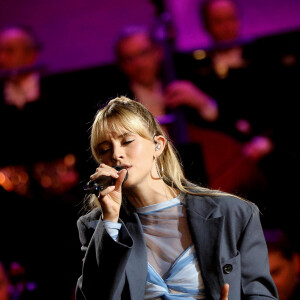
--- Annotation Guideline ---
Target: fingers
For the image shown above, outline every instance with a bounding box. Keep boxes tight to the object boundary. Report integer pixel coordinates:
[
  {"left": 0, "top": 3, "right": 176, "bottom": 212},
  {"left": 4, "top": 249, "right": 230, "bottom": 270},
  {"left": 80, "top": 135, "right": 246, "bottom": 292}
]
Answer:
[
  {"left": 94, "top": 164, "right": 125, "bottom": 222},
  {"left": 98, "top": 185, "right": 116, "bottom": 197},
  {"left": 91, "top": 164, "right": 127, "bottom": 197},
  {"left": 220, "top": 283, "right": 230, "bottom": 300},
  {"left": 114, "top": 169, "right": 128, "bottom": 191},
  {"left": 90, "top": 163, "right": 119, "bottom": 182},
  {"left": 165, "top": 80, "right": 187, "bottom": 98},
  {"left": 242, "top": 135, "right": 274, "bottom": 161},
  {"left": 165, "top": 80, "right": 203, "bottom": 109}
]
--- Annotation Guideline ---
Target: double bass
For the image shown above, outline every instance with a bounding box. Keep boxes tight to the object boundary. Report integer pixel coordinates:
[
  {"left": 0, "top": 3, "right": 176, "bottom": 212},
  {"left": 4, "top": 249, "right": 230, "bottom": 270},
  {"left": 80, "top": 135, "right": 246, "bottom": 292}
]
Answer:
[{"left": 150, "top": 0, "right": 266, "bottom": 196}]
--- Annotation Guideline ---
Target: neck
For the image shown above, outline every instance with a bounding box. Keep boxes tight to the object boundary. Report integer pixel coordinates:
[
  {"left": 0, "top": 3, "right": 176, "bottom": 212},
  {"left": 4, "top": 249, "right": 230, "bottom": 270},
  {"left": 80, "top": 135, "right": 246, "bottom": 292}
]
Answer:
[
  {"left": 132, "top": 78, "right": 160, "bottom": 91},
  {"left": 124, "top": 179, "right": 178, "bottom": 208}
]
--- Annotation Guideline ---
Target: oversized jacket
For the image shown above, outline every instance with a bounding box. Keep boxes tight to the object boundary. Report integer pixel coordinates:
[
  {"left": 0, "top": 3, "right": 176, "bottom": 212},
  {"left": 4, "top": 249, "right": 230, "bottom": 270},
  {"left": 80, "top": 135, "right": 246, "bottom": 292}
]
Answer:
[{"left": 75, "top": 193, "right": 278, "bottom": 300}]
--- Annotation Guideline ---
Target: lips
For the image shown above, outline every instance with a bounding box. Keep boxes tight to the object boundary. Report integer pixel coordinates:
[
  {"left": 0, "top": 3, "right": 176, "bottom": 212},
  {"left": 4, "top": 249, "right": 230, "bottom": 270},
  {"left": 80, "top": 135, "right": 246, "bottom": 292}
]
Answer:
[{"left": 119, "top": 164, "right": 132, "bottom": 169}]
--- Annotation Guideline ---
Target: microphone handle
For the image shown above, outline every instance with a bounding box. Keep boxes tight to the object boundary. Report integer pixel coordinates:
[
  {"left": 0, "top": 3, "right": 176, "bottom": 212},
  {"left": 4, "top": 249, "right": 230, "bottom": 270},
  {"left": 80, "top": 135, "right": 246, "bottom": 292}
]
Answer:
[{"left": 84, "top": 166, "right": 127, "bottom": 195}]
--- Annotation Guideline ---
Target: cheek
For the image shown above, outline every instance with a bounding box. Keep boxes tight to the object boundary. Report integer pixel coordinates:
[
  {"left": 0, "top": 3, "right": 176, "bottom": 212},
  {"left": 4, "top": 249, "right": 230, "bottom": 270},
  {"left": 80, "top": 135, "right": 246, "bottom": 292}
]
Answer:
[
  {"left": 129, "top": 143, "right": 155, "bottom": 175},
  {"left": 131, "top": 142, "right": 152, "bottom": 161}
]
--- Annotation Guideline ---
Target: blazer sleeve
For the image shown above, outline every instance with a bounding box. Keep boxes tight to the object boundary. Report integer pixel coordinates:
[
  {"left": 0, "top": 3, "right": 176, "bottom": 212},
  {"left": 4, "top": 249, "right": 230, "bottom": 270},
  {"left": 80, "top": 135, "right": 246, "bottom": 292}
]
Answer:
[
  {"left": 239, "top": 203, "right": 278, "bottom": 299},
  {"left": 75, "top": 214, "right": 133, "bottom": 300}
]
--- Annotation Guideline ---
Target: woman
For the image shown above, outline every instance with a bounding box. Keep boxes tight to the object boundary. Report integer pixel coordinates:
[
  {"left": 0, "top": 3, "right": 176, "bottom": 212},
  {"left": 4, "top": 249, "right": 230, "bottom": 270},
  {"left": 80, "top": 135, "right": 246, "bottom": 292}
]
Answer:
[{"left": 75, "top": 96, "right": 278, "bottom": 300}]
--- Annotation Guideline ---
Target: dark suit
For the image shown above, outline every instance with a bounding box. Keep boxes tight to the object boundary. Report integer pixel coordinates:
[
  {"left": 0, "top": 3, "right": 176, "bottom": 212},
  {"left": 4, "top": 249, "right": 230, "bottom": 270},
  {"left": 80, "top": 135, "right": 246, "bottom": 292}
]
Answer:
[
  {"left": 75, "top": 193, "right": 278, "bottom": 300},
  {"left": 0, "top": 72, "right": 88, "bottom": 299}
]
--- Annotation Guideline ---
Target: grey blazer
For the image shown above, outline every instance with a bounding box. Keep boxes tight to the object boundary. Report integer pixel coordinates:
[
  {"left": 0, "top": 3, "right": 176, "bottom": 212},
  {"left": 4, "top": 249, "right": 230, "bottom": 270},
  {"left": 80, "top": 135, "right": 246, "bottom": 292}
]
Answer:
[{"left": 75, "top": 193, "right": 278, "bottom": 300}]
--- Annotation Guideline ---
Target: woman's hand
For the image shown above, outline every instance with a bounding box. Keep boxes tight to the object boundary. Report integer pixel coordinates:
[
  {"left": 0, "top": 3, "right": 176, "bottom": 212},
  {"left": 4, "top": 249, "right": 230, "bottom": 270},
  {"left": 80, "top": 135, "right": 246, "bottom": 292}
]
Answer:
[
  {"left": 219, "top": 283, "right": 229, "bottom": 300},
  {"left": 90, "top": 164, "right": 128, "bottom": 222}
]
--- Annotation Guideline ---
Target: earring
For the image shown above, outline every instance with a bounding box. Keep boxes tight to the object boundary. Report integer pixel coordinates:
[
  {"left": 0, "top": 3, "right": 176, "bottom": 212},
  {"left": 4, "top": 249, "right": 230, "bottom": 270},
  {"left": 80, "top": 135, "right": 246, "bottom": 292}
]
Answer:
[
  {"left": 155, "top": 144, "right": 161, "bottom": 151},
  {"left": 154, "top": 155, "right": 164, "bottom": 179}
]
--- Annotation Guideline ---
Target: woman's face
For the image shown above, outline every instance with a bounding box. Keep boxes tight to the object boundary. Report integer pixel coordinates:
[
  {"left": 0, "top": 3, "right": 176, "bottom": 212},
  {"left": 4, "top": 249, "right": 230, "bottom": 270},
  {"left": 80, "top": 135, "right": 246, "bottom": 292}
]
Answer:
[{"left": 96, "top": 128, "right": 156, "bottom": 189}]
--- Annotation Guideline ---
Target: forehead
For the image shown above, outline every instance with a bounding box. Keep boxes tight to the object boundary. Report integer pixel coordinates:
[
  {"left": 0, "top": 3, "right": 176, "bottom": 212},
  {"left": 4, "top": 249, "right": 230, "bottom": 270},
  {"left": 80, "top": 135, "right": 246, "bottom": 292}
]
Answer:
[
  {"left": 0, "top": 29, "right": 29, "bottom": 47},
  {"left": 208, "top": 0, "right": 237, "bottom": 16},
  {"left": 118, "top": 33, "right": 153, "bottom": 54}
]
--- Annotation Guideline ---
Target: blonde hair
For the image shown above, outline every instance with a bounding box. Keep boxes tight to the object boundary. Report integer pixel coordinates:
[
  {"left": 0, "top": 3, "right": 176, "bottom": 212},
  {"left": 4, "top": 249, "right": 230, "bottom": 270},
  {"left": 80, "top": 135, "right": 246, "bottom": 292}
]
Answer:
[{"left": 86, "top": 96, "right": 233, "bottom": 210}]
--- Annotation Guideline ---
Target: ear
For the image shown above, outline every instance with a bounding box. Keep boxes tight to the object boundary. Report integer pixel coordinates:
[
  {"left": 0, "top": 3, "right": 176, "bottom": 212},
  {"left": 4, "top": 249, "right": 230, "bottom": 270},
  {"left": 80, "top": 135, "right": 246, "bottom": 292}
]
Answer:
[{"left": 154, "top": 135, "right": 167, "bottom": 157}]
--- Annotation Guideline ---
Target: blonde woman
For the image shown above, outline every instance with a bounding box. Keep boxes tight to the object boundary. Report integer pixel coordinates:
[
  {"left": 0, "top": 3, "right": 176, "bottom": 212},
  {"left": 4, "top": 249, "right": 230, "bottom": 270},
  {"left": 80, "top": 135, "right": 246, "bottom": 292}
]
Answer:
[{"left": 75, "top": 96, "right": 278, "bottom": 300}]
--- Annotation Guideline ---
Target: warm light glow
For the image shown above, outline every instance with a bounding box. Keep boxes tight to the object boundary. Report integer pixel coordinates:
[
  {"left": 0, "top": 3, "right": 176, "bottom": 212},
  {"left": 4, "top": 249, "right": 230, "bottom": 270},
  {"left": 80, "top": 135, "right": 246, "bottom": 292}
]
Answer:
[
  {"left": 193, "top": 49, "right": 206, "bottom": 60},
  {"left": 3, "top": 179, "right": 13, "bottom": 191},
  {"left": 11, "top": 174, "right": 20, "bottom": 185},
  {"left": 41, "top": 175, "right": 52, "bottom": 188},
  {"left": 0, "top": 171, "right": 6, "bottom": 185},
  {"left": 19, "top": 171, "right": 29, "bottom": 183},
  {"left": 64, "top": 153, "right": 76, "bottom": 166}
]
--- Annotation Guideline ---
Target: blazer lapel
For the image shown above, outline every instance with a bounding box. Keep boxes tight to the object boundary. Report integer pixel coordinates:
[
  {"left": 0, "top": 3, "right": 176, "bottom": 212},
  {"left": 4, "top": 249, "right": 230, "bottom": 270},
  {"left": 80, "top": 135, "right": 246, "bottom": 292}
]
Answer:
[
  {"left": 186, "top": 195, "right": 224, "bottom": 300},
  {"left": 125, "top": 213, "right": 148, "bottom": 300}
]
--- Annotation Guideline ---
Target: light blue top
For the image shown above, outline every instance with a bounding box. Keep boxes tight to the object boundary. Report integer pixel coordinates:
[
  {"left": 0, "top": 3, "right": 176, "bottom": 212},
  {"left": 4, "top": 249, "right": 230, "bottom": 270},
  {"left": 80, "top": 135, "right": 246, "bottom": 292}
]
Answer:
[
  {"left": 144, "top": 245, "right": 205, "bottom": 299},
  {"left": 103, "top": 196, "right": 206, "bottom": 299}
]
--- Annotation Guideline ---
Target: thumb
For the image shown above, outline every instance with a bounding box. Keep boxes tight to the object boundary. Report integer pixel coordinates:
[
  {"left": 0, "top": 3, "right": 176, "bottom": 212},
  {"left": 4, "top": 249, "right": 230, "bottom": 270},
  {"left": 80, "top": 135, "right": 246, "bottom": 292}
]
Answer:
[{"left": 220, "top": 283, "right": 230, "bottom": 300}]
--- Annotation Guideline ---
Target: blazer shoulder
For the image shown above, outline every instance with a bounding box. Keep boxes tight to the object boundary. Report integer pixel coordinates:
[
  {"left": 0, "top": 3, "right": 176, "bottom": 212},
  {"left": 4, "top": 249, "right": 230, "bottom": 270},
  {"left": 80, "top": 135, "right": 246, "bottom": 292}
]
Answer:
[
  {"left": 77, "top": 207, "right": 102, "bottom": 227},
  {"left": 187, "top": 192, "right": 259, "bottom": 219},
  {"left": 211, "top": 194, "right": 260, "bottom": 222}
]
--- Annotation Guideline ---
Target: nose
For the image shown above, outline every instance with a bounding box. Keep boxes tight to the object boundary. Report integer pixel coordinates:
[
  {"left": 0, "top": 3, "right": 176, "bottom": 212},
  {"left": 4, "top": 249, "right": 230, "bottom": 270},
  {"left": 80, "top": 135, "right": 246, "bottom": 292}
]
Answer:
[{"left": 112, "top": 145, "right": 124, "bottom": 162}]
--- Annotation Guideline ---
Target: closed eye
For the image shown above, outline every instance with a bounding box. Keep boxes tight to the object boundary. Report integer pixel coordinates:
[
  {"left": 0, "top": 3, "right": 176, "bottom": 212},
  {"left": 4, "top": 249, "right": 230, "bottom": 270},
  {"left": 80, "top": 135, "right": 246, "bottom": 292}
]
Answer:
[
  {"left": 123, "top": 140, "right": 134, "bottom": 145},
  {"left": 99, "top": 148, "right": 111, "bottom": 155}
]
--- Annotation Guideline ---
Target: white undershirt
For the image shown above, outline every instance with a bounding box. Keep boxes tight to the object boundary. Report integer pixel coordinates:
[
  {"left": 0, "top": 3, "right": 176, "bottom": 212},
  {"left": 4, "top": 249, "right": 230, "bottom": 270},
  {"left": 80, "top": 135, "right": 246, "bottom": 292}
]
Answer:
[{"left": 4, "top": 72, "right": 40, "bottom": 109}]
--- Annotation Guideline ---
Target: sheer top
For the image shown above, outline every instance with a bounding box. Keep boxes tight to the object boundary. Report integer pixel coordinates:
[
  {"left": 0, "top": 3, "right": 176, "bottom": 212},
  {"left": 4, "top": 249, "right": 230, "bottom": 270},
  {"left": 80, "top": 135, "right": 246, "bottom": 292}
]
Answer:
[{"left": 136, "top": 195, "right": 206, "bottom": 299}]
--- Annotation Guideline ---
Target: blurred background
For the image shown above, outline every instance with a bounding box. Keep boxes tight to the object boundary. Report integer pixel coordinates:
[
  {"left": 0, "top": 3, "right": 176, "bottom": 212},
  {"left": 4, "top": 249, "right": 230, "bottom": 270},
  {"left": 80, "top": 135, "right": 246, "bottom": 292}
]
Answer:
[
  {"left": 0, "top": 0, "right": 299, "bottom": 73},
  {"left": 0, "top": 0, "right": 299, "bottom": 299}
]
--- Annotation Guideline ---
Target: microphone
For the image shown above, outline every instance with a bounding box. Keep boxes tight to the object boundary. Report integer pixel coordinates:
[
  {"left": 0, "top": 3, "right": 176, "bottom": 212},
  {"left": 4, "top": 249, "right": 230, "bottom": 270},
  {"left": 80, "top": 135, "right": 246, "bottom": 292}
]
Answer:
[{"left": 83, "top": 166, "right": 128, "bottom": 195}]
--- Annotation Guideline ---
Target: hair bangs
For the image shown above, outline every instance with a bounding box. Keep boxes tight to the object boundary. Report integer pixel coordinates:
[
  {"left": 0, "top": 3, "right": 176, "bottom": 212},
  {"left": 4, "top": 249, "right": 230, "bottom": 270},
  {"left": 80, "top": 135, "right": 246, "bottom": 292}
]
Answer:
[
  {"left": 91, "top": 106, "right": 153, "bottom": 161},
  {"left": 103, "top": 109, "right": 151, "bottom": 139}
]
